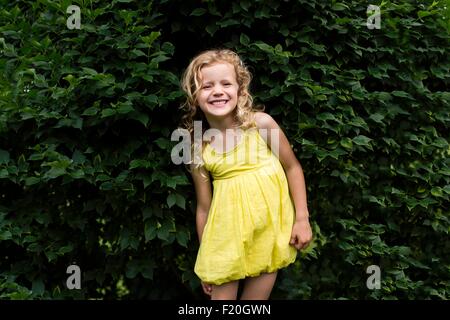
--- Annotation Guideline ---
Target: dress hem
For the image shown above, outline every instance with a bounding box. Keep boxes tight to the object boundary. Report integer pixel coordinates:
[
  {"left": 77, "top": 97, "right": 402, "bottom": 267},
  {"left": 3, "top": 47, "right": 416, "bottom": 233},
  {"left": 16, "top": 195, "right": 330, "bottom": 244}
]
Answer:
[{"left": 197, "top": 254, "right": 297, "bottom": 286}]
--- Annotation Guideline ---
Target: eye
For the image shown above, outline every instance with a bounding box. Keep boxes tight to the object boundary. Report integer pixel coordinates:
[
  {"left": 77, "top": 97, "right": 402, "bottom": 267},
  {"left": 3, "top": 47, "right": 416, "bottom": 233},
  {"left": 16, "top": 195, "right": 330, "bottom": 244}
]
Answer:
[{"left": 202, "top": 85, "right": 212, "bottom": 89}]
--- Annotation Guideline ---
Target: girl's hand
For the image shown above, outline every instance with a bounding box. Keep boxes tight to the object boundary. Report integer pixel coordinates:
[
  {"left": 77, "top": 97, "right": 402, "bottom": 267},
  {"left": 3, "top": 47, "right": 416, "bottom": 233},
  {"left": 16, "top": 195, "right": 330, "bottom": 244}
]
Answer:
[
  {"left": 201, "top": 281, "right": 213, "bottom": 296},
  {"left": 290, "top": 218, "right": 313, "bottom": 250}
]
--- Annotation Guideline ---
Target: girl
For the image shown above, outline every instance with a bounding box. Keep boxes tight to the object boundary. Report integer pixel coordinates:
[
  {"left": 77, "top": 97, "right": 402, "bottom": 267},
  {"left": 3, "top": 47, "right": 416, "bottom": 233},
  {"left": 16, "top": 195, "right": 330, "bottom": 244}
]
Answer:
[{"left": 180, "top": 49, "right": 312, "bottom": 300}]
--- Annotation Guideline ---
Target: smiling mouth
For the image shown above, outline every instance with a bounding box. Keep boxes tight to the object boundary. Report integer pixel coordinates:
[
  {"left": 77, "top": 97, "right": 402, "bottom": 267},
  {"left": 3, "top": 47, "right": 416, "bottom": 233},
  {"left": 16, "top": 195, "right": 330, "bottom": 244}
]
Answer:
[{"left": 208, "top": 100, "right": 229, "bottom": 107}]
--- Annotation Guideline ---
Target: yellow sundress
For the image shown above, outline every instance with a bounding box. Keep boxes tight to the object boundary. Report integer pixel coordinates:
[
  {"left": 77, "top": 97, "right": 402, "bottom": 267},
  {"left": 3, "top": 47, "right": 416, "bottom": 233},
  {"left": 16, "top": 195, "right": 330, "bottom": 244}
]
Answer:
[{"left": 194, "top": 126, "right": 297, "bottom": 285}]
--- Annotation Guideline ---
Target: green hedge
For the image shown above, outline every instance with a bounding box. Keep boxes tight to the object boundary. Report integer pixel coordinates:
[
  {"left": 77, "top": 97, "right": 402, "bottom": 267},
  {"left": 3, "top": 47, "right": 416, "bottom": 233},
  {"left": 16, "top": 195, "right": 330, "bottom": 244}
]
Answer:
[{"left": 0, "top": 0, "right": 449, "bottom": 299}]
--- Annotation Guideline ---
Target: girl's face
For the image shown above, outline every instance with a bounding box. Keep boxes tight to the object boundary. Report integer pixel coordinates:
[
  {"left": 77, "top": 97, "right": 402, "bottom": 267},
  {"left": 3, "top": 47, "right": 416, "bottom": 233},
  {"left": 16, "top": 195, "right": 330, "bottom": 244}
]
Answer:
[{"left": 197, "top": 62, "right": 239, "bottom": 121}]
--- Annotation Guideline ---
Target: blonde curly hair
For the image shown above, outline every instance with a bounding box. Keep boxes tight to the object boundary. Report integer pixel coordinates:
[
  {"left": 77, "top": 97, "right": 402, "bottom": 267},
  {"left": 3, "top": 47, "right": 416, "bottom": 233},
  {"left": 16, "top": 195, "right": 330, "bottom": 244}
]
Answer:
[{"left": 179, "top": 49, "right": 264, "bottom": 173}]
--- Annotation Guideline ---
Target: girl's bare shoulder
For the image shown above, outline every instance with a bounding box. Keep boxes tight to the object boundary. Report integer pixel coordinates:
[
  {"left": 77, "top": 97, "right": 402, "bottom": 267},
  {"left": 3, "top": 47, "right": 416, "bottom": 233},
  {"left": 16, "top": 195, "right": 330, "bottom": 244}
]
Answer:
[{"left": 253, "top": 111, "right": 279, "bottom": 130}]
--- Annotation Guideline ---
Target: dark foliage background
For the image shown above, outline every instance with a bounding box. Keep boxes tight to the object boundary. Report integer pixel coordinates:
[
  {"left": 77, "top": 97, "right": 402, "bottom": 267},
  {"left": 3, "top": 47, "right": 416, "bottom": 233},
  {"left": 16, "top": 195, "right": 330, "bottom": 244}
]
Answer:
[{"left": 0, "top": 0, "right": 448, "bottom": 299}]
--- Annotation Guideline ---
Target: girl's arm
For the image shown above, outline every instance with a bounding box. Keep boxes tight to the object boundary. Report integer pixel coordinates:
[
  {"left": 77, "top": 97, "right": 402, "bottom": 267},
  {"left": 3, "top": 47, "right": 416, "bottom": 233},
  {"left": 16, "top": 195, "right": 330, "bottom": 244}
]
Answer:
[
  {"left": 190, "top": 163, "right": 212, "bottom": 243},
  {"left": 190, "top": 164, "right": 214, "bottom": 295},
  {"left": 255, "top": 112, "right": 312, "bottom": 250},
  {"left": 255, "top": 112, "right": 309, "bottom": 219}
]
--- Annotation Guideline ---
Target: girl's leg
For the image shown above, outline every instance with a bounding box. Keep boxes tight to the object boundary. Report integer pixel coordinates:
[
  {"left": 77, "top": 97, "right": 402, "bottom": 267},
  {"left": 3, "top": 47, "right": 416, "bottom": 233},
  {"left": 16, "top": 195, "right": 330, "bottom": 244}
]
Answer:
[
  {"left": 211, "top": 280, "right": 239, "bottom": 300},
  {"left": 240, "top": 272, "right": 277, "bottom": 300}
]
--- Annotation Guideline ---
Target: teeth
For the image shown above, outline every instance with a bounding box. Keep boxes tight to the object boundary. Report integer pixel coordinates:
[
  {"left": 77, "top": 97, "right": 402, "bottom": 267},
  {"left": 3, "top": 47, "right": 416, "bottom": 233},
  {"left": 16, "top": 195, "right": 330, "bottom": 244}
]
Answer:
[{"left": 211, "top": 100, "right": 227, "bottom": 105}]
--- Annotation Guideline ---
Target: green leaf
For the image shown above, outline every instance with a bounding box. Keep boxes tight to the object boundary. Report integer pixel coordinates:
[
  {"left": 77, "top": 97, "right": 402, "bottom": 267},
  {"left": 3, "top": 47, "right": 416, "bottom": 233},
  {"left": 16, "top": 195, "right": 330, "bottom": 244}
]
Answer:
[
  {"left": 443, "top": 185, "right": 450, "bottom": 195},
  {"left": 157, "top": 221, "right": 172, "bottom": 241},
  {"left": 128, "top": 112, "right": 149, "bottom": 127},
  {"left": 175, "top": 193, "right": 186, "bottom": 209},
  {"left": 353, "top": 135, "right": 372, "bottom": 146},
  {"left": 284, "top": 93, "right": 294, "bottom": 104},
  {"left": 392, "top": 91, "right": 411, "bottom": 98},
  {"left": 81, "top": 67, "right": 98, "bottom": 76},
  {"left": 125, "top": 260, "right": 139, "bottom": 279},
  {"left": 144, "top": 221, "right": 157, "bottom": 242},
  {"left": 340, "top": 137, "right": 353, "bottom": 150},
  {"left": 144, "top": 94, "right": 158, "bottom": 105},
  {"left": 44, "top": 167, "right": 66, "bottom": 179},
  {"left": 82, "top": 107, "right": 98, "bottom": 116},
  {"left": 130, "top": 49, "right": 146, "bottom": 57},
  {"left": 142, "top": 207, "right": 152, "bottom": 220},
  {"left": 317, "top": 113, "right": 337, "bottom": 122},
  {"left": 129, "top": 159, "right": 151, "bottom": 169},
  {"left": 217, "top": 19, "right": 239, "bottom": 28},
  {"left": 240, "top": 33, "right": 250, "bottom": 45},
  {"left": 32, "top": 278, "right": 44, "bottom": 296},
  {"left": 116, "top": 101, "right": 134, "bottom": 114},
  {"left": 141, "top": 263, "right": 154, "bottom": 280},
  {"left": 332, "top": 3, "right": 349, "bottom": 11},
  {"left": 368, "top": 195, "right": 385, "bottom": 207},
  {"left": 99, "top": 181, "right": 113, "bottom": 190},
  {"left": 430, "top": 187, "right": 443, "bottom": 198},
  {"left": 143, "top": 176, "right": 152, "bottom": 189},
  {"left": 101, "top": 108, "right": 116, "bottom": 118},
  {"left": 205, "top": 24, "right": 218, "bottom": 36},
  {"left": 0, "top": 150, "right": 10, "bottom": 164},
  {"left": 0, "top": 230, "right": 12, "bottom": 240},
  {"left": 254, "top": 42, "right": 273, "bottom": 53},
  {"left": 155, "top": 138, "right": 168, "bottom": 149},
  {"left": 58, "top": 245, "right": 74, "bottom": 255},
  {"left": 190, "top": 8, "right": 207, "bottom": 16},
  {"left": 72, "top": 150, "right": 86, "bottom": 164},
  {"left": 369, "top": 113, "right": 384, "bottom": 123},
  {"left": 418, "top": 10, "right": 432, "bottom": 19},
  {"left": 25, "top": 177, "right": 40, "bottom": 186},
  {"left": 431, "top": 138, "right": 448, "bottom": 148},
  {"left": 120, "top": 229, "right": 130, "bottom": 250},
  {"left": 240, "top": 1, "right": 250, "bottom": 11},
  {"left": 176, "top": 231, "right": 188, "bottom": 247},
  {"left": 167, "top": 193, "right": 176, "bottom": 208},
  {"left": 141, "top": 31, "right": 160, "bottom": 46},
  {"left": 166, "top": 175, "right": 190, "bottom": 189}
]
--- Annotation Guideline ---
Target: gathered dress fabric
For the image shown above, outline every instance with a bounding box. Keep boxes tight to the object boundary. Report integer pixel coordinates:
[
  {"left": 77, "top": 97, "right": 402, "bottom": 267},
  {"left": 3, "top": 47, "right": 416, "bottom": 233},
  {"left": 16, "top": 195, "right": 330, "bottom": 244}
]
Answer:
[{"left": 194, "top": 126, "right": 297, "bottom": 285}]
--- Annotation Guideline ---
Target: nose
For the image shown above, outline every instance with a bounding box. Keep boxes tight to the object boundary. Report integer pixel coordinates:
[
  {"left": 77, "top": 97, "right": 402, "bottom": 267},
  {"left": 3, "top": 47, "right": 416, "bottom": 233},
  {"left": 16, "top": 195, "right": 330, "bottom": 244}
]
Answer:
[{"left": 212, "top": 85, "right": 224, "bottom": 96}]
